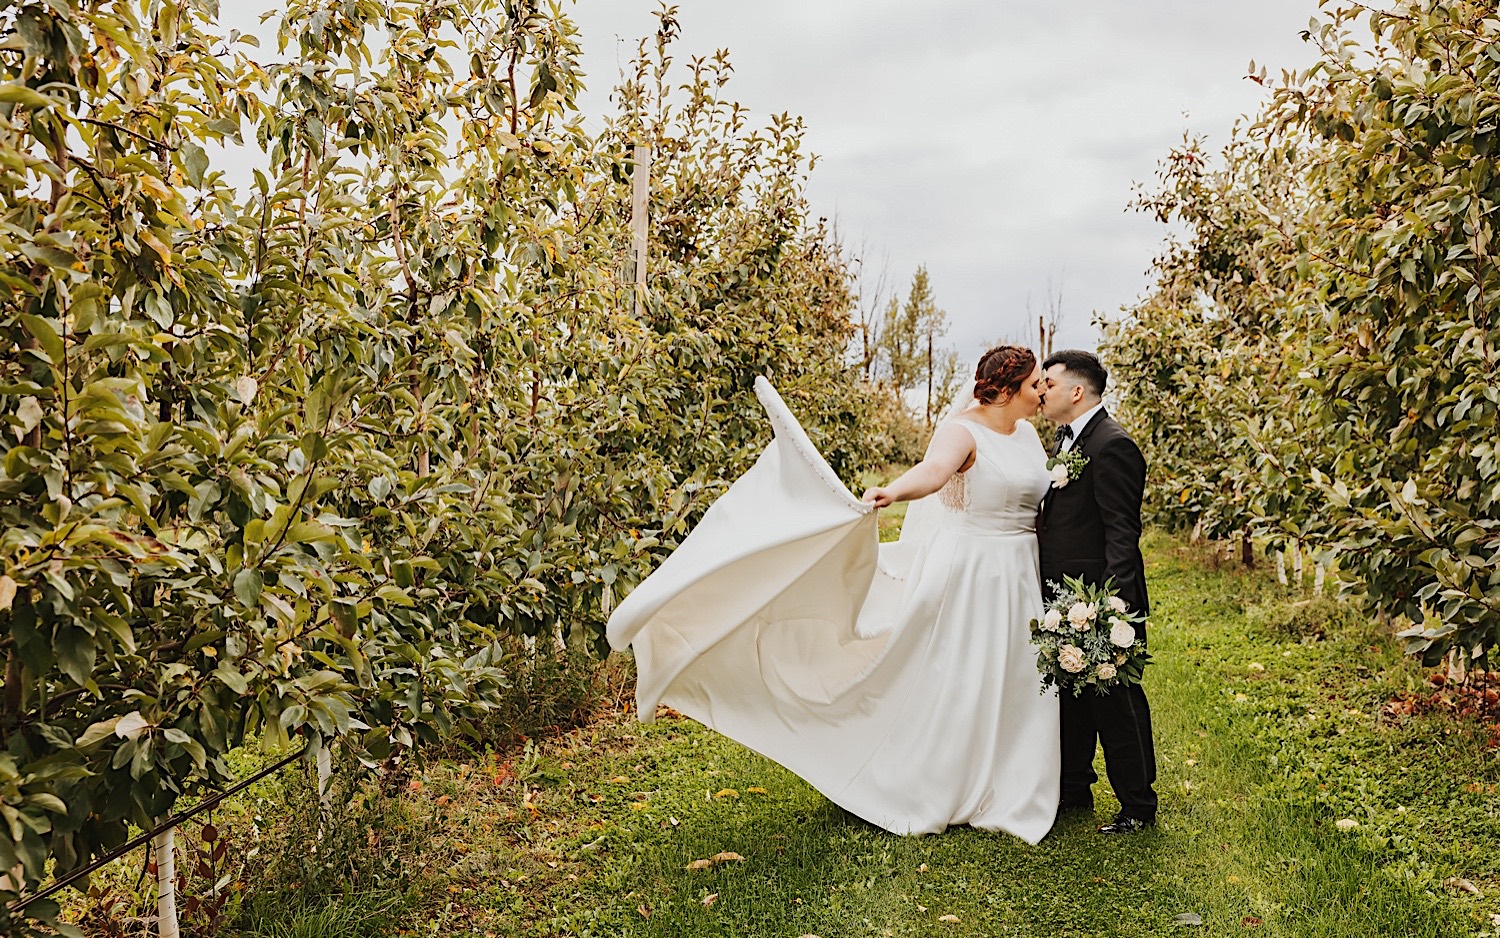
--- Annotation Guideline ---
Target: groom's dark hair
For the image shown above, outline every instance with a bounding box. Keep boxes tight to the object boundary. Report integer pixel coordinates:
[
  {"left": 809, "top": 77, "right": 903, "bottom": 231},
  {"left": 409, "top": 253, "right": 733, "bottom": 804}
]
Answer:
[{"left": 1042, "top": 349, "right": 1107, "bottom": 399}]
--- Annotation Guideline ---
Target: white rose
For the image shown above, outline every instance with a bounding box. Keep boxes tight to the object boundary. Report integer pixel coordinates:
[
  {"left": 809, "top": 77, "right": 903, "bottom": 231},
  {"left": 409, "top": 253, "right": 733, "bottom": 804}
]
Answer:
[
  {"left": 1049, "top": 463, "right": 1071, "bottom": 487},
  {"left": 1058, "top": 645, "right": 1087, "bottom": 673},
  {"left": 1096, "top": 662, "right": 1117, "bottom": 680},
  {"left": 1066, "top": 602, "right": 1096, "bottom": 628},
  {"left": 1107, "top": 596, "right": 1128, "bottom": 614},
  {"left": 1110, "top": 622, "right": 1137, "bottom": 648},
  {"left": 1042, "top": 609, "right": 1063, "bottom": 632}
]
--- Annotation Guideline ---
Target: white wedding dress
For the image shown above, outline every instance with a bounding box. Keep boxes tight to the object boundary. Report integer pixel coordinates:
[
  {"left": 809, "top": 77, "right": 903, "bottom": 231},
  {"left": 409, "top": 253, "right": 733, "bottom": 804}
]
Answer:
[{"left": 607, "top": 378, "right": 1060, "bottom": 842}]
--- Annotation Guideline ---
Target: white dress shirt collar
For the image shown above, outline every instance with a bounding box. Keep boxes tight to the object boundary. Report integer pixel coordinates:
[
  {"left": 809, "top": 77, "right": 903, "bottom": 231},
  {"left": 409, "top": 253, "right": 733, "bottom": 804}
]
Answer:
[{"left": 1062, "top": 402, "right": 1106, "bottom": 451}]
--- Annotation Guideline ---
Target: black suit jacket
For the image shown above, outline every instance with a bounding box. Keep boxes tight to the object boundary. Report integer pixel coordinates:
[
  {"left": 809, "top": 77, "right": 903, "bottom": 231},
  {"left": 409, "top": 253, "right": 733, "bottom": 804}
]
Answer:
[{"left": 1037, "top": 409, "right": 1150, "bottom": 635}]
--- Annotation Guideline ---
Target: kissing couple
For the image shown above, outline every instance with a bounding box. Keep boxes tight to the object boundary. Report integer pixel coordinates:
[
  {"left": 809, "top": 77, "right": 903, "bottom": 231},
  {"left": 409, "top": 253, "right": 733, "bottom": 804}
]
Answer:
[{"left": 608, "top": 346, "right": 1157, "bottom": 842}]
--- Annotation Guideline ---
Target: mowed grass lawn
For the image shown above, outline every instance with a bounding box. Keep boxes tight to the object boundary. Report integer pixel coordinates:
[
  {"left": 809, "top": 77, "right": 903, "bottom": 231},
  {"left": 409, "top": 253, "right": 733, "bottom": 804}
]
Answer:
[{"left": 369, "top": 530, "right": 1500, "bottom": 938}]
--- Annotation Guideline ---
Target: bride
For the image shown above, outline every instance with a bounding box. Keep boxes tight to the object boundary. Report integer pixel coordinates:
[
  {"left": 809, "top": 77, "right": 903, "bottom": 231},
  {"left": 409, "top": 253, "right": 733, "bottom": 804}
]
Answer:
[{"left": 606, "top": 346, "right": 1060, "bottom": 842}]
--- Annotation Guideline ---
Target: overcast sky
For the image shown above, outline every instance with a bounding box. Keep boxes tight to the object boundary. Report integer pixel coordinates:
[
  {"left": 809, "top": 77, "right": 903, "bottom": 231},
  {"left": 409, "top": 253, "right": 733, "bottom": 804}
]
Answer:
[
  {"left": 219, "top": 1, "right": 1320, "bottom": 361},
  {"left": 569, "top": 1, "right": 1319, "bottom": 359}
]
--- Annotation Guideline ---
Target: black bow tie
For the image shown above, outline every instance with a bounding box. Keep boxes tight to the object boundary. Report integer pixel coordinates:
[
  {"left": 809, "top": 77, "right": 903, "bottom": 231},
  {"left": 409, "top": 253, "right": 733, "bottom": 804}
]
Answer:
[{"left": 1054, "top": 425, "right": 1074, "bottom": 449}]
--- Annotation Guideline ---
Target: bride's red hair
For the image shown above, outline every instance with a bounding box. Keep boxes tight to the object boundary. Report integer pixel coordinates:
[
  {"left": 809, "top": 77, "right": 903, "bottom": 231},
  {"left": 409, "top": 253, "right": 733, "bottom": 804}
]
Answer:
[{"left": 973, "top": 345, "right": 1036, "bottom": 405}]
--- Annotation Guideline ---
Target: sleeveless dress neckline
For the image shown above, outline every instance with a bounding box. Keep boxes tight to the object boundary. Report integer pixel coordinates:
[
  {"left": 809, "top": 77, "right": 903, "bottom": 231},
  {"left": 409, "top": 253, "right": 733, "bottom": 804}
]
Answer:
[{"left": 955, "top": 416, "right": 1022, "bottom": 438}]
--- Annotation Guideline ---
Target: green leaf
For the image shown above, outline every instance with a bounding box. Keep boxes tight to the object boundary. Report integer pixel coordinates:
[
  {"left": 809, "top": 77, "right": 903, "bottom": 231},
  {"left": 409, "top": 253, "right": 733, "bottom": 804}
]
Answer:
[
  {"left": 180, "top": 140, "right": 209, "bottom": 187},
  {"left": 0, "top": 82, "right": 54, "bottom": 109},
  {"left": 214, "top": 664, "right": 249, "bottom": 694},
  {"left": 76, "top": 718, "right": 121, "bottom": 748},
  {"left": 24, "top": 794, "right": 66, "bottom": 814},
  {"left": 20, "top": 314, "right": 65, "bottom": 364},
  {"left": 234, "top": 568, "right": 263, "bottom": 607}
]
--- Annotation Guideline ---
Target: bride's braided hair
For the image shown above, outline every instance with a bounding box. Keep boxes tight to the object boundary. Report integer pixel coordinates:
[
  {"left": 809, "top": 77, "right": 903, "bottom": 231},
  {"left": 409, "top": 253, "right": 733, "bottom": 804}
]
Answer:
[{"left": 973, "top": 345, "right": 1036, "bottom": 405}]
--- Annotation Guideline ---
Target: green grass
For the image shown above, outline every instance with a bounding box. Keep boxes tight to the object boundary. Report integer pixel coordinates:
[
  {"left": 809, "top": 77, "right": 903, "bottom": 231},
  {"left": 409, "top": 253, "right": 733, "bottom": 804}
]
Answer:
[
  {"left": 384, "top": 532, "right": 1497, "bottom": 937},
  {"left": 72, "top": 531, "right": 1499, "bottom": 936}
]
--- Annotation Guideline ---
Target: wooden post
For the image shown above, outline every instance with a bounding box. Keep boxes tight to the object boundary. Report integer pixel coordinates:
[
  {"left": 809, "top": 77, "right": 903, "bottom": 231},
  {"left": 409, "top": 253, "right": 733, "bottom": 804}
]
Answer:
[
  {"left": 1240, "top": 532, "right": 1255, "bottom": 570},
  {"left": 925, "top": 331, "right": 934, "bottom": 426},
  {"left": 154, "top": 829, "right": 180, "bottom": 938},
  {"left": 630, "top": 144, "right": 651, "bottom": 317}
]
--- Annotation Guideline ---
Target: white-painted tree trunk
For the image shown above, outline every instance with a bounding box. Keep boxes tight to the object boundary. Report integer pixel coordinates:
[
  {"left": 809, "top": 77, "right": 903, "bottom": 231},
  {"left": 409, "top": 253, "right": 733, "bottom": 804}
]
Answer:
[
  {"left": 1446, "top": 647, "right": 1468, "bottom": 685},
  {"left": 1292, "top": 542, "right": 1305, "bottom": 586},
  {"left": 1313, "top": 561, "right": 1327, "bottom": 595},
  {"left": 1276, "top": 550, "right": 1288, "bottom": 585},
  {"left": 154, "top": 828, "right": 180, "bottom": 938},
  {"left": 317, "top": 745, "right": 333, "bottom": 808}
]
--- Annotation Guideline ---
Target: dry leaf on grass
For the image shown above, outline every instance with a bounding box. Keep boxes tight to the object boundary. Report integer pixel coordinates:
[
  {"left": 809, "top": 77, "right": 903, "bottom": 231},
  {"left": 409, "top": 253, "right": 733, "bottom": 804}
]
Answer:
[
  {"left": 1242, "top": 916, "right": 1262, "bottom": 927},
  {"left": 746, "top": 786, "right": 769, "bottom": 794},
  {"left": 1444, "top": 877, "right": 1483, "bottom": 897},
  {"left": 714, "top": 788, "right": 739, "bottom": 798},
  {"left": 702, "top": 893, "right": 718, "bottom": 907},
  {"left": 637, "top": 904, "right": 650, "bottom": 918},
  {"left": 937, "top": 913, "right": 961, "bottom": 923},
  {"left": 685, "top": 851, "right": 746, "bottom": 871}
]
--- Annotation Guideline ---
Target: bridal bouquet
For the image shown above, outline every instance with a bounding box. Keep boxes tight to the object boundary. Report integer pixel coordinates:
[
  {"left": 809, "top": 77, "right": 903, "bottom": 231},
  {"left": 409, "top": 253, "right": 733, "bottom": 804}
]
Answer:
[{"left": 1030, "top": 577, "right": 1150, "bottom": 696}]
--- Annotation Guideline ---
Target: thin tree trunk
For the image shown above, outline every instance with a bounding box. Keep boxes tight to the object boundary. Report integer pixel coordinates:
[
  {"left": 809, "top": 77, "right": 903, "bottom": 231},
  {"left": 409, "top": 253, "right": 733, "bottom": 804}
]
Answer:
[
  {"left": 317, "top": 746, "right": 333, "bottom": 808},
  {"left": 1240, "top": 532, "right": 1255, "bottom": 569},
  {"left": 154, "top": 829, "right": 180, "bottom": 938}
]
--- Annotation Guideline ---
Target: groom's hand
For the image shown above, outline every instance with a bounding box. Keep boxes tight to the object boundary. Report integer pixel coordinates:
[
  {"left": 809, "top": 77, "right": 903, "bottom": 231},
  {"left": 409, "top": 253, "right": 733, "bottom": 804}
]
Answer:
[{"left": 862, "top": 487, "right": 894, "bottom": 509}]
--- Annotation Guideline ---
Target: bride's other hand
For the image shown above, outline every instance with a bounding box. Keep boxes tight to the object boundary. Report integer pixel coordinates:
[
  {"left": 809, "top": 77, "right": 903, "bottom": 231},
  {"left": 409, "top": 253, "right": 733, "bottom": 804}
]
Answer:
[{"left": 862, "top": 487, "right": 894, "bottom": 509}]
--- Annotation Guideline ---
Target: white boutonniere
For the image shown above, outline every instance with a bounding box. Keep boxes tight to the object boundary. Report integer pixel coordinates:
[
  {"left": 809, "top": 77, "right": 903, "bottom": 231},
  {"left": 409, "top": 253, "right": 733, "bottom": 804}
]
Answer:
[{"left": 1046, "top": 449, "right": 1089, "bottom": 488}]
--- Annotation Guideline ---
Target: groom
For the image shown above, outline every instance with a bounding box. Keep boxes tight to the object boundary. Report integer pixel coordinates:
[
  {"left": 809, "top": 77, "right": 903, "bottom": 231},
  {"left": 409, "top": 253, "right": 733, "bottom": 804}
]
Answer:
[{"left": 1037, "top": 350, "right": 1158, "bottom": 834}]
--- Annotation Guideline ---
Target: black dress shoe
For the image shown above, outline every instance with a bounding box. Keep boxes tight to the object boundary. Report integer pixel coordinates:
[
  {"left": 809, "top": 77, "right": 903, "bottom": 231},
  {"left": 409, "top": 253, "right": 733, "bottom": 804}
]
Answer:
[{"left": 1097, "top": 814, "right": 1153, "bottom": 834}]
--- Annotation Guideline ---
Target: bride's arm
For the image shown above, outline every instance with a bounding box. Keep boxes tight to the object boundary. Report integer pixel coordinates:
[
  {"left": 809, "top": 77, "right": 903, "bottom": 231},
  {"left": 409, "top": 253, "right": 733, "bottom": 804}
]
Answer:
[{"left": 861, "top": 424, "right": 975, "bottom": 508}]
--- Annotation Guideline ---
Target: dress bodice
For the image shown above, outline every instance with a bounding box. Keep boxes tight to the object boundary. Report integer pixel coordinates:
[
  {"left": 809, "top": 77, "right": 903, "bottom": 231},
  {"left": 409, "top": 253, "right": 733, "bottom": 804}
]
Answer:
[{"left": 944, "top": 419, "right": 1051, "bottom": 535}]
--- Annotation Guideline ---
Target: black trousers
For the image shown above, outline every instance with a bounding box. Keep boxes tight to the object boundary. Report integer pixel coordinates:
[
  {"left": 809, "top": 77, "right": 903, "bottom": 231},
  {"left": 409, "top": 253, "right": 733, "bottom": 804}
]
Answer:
[{"left": 1059, "top": 682, "right": 1158, "bottom": 820}]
